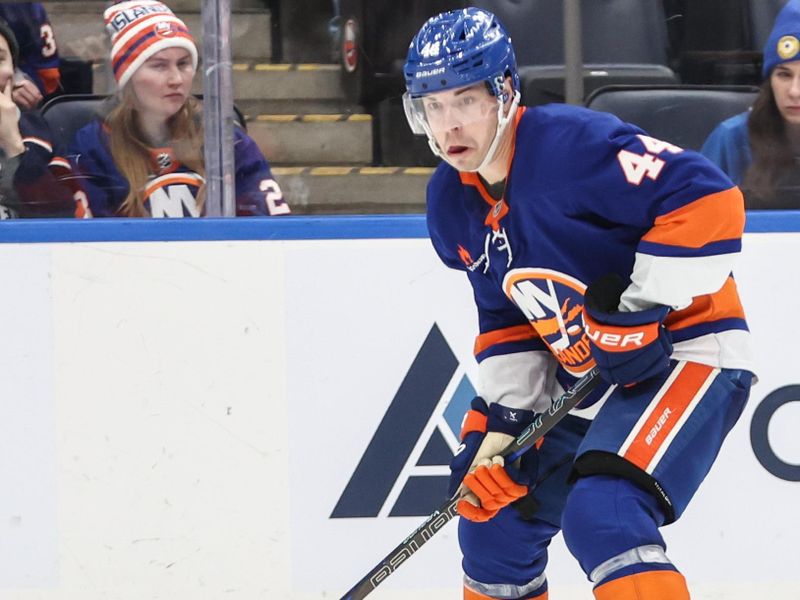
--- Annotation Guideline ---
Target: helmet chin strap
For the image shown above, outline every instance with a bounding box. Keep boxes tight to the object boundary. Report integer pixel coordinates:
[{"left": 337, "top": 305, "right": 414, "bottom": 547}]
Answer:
[{"left": 427, "top": 90, "right": 521, "bottom": 172}]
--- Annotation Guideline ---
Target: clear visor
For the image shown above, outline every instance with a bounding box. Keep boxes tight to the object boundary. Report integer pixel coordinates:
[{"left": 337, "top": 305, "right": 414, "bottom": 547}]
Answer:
[{"left": 403, "top": 85, "right": 501, "bottom": 136}]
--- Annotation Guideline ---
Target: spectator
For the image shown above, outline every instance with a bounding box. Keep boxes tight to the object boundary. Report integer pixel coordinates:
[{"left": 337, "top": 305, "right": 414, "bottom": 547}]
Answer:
[
  {"left": 66, "top": 1, "right": 289, "bottom": 218},
  {"left": 0, "top": 18, "right": 73, "bottom": 219},
  {"left": 702, "top": 0, "right": 800, "bottom": 209},
  {"left": 0, "top": 3, "right": 60, "bottom": 110}
]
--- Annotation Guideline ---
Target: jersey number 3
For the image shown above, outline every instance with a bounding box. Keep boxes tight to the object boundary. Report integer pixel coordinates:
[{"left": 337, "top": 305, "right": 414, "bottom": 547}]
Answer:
[{"left": 617, "top": 135, "right": 682, "bottom": 185}]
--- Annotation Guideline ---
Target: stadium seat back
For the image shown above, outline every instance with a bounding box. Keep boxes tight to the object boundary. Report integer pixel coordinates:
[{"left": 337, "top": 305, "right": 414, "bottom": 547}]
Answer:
[
  {"left": 42, "top": 94, "right": 247, "bottom": 149},
  {"left": 473, "top": 0, "right": 669, "bottom": 65},
  {"left": 585, "top": 84, "right": 760, "bottom": 151}
]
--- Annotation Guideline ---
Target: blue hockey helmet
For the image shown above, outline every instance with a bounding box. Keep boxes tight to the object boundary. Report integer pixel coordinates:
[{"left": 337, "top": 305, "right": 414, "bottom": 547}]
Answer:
[
  {"left": 403, "top": 7, "right": 519, "bottom": 100},
  {"left": 402, "top": 8, "right": 522, "bottom": 172}
]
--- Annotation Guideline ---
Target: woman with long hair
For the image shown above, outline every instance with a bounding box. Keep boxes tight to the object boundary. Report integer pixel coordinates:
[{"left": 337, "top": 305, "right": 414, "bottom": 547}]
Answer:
[
  {"left": 702, "top": 0, "right": 800, "bottom": 208},
  {"left": 67, "top": 1, "right": 289, "bottom": 218}
]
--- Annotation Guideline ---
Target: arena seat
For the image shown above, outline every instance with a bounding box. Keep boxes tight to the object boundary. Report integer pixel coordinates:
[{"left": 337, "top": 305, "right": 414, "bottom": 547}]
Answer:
[
  {"left": 584, "top": 84, "right": 759, "bottom": 151},
  {"left": 750, "top": 0, "right": 790, "bottom": 51},
  {"left": 41, "top": 94, "right": 247, "bottom": 149},
  {"left": 473, "top": 0, "right": 678, "bottom": 106}
]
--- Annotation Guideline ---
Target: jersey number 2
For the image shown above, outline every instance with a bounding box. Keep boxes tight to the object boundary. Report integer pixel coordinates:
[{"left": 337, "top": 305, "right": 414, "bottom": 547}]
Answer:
[{"left": 617, "top": 135, "right": 682, "bottom": 185}]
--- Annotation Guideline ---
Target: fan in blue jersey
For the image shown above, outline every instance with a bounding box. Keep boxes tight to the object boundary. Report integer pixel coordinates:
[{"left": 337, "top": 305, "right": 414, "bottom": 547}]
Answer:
[
  {"left": 65, "top": 1, "right": 290, "bottom": 218},
  {"left": 404, "top": 8, "right": 755, "bottom": 600},
  {"left": 0, "top": 3, "right": 60, "bottom": 110},
  {"left": 0, "top": 19, "right": 72, "bottom": 219}
]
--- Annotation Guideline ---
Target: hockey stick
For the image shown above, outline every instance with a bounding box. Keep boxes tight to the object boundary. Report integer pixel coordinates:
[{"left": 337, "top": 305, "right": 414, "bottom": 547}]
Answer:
[{"left": 339, "top": 366, "right": 601, "bottom": 600}]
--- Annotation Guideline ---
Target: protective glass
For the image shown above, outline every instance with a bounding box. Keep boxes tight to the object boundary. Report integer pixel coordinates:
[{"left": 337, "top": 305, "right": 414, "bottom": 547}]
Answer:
[{"left": 403, "top": 85, "right": 500, "bottom": 136}]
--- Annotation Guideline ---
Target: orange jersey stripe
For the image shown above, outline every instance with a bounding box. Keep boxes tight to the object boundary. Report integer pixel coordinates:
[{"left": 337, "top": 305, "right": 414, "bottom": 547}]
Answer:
[
  {"left": 38, "top": 68, "right": 61, "bottom": 95},
  {"left": 641, "top": 187, "right": 744, "bottom": 248},
  {"left": 622, "top": 362, "right": 715, "bottom": 472},
  {"left": 473, "top": 323, "right": 539, "bottom": 357},
  {"left": 665, "top": 276, "right": 746, "bottom": 332},
  {"left": 594, "top": 570, "right": 689, "bottom": 600}
]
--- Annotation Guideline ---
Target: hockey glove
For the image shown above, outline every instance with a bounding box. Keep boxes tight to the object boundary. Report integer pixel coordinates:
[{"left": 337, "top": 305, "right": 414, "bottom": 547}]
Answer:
[
  {"left": 448, "top": 397, "right": 537, "bottom": 522},
  {"left": 583, "top": 273, "right": 673, "bottom": 387}
]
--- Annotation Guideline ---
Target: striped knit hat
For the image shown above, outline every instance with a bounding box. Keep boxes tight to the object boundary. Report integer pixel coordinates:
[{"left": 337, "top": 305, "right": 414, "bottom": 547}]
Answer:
[{"left": 104, "top": 1, "right": 198, "bottom": 89}]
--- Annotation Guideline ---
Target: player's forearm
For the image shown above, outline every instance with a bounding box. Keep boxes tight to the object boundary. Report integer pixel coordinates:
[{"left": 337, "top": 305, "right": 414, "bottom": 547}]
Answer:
[{"left": 477, "top": 350, "right": 556, "bottom": 413}]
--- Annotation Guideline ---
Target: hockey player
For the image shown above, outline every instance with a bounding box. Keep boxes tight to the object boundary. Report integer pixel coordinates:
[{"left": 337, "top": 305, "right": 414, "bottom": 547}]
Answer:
[
  {"left": 66, "top": 1, "right": 290, "bottom": 218},
  {"left": 0, "top": 18, "right": 72, "bottom": 218},
  {"left": 404, "top": 8, "right": 755, "bottom": 600}
]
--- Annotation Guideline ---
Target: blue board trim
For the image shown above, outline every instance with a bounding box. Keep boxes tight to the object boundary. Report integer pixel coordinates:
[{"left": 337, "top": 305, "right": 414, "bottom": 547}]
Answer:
[{"left": 0, "top": 211, "right": 798, "bottom": 243}]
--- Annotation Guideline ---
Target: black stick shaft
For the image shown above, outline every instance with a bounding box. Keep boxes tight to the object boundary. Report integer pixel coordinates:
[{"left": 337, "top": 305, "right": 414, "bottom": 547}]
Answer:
[{"left": 339, "top": 367, "right": 600, "bottom": 600}]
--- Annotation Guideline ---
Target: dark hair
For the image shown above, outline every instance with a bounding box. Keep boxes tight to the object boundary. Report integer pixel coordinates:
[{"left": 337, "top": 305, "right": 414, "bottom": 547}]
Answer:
[
  {"left": 0, "top": 19, "right": 19, "bottom": 69},
  {"left": 744, "top": 79, "right": 794, "bottom": 201}
]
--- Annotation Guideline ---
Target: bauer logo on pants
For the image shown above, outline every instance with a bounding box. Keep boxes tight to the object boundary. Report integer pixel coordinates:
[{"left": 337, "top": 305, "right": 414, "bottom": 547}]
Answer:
[{"left": 331, "top": 324, "right": 474, "bottom": 518}]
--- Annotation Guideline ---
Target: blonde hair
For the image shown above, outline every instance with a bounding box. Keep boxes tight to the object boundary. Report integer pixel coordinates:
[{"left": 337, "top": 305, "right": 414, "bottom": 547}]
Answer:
[{"left": 106, "top": 85, "right": 206, "bottom": 217}]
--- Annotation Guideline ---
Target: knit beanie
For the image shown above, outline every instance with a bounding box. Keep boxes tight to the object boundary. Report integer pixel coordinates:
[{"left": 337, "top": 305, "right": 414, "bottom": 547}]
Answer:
[
  {"left": 104, "top": 1, "right": 198, "bottom": 89},
  {"left": 763, "top": 0, "right": 800, "bottom": 78}
]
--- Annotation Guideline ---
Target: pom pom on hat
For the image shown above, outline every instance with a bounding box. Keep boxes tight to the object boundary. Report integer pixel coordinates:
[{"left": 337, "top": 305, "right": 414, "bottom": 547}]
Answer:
[
  {"left": 104, "top": 1, "right": 198, "bottom": 89},
  {"left": 763, "top": 0, "right": 800, "bottom": 78}
]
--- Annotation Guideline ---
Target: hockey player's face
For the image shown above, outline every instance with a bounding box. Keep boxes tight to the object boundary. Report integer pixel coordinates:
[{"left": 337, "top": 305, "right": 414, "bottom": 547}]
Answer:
[
  {"left": 0, "top": 36, "right": 13, "bottom": 91},
  {"left": 130, "top": 48, "right": 195, "bottom": 122},
  {"left": 422, "top": 84, "right": 499, "bottom": 170},
  {"left": 772, "top": 61, "right": 800, "bottom": 127}
]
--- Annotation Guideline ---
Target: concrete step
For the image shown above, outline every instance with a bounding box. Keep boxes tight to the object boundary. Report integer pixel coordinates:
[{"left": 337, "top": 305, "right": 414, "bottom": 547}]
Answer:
[
  {"left": 272, "top": 166, "right": 433, "bottom": 214},
  {"left": 227, "top": 63, "right": 345, "bottom": 101},
  {"left": 246, "top": 113, "right": 373, "bottom": 165},
  {"left": 46, "top": 3, "right": 271, "bottom": 62},
  {"left": 236, "top": 98, "right": 363, "bottom": 116},
  {"left": 95, "top": 63, "right": 346, "bottom": 100}
]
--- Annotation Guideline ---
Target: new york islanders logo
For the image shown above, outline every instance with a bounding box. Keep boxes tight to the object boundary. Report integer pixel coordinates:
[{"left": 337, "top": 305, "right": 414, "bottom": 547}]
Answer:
[
  {"left": 154, "top": 21, "right": 179, "bottom": 38},
  {"left": 503, "top": 268, "right": 594, "bottom": 376}
]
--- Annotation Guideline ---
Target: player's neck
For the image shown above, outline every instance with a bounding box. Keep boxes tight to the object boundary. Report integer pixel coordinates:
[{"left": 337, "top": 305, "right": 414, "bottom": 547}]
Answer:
[{"left": 477, "top": 127, "right": 513, "bottom": 184}]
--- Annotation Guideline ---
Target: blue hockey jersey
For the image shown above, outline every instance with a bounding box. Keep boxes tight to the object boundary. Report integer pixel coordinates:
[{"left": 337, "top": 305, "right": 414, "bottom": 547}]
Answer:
[
  {"left": 0, "top": 3, "right": 60, "bottom": 95},
  {"left": 0, "top": 110, "right": 73, "bottom": 218},
  {"left": 427, "top": 105, "right": 754, "bottom": 414},
  {"left": 66, "top": 120, "right": 290, "bottom": 218}
]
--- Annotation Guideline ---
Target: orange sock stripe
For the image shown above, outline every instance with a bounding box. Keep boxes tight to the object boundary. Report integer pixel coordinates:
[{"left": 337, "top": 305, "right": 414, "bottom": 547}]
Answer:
[
  {"left": 464, "top": 584, "right": 548, "bottom": 599},
  {"left": 594, "top": 570, "right": 689, "bottom": 600}
]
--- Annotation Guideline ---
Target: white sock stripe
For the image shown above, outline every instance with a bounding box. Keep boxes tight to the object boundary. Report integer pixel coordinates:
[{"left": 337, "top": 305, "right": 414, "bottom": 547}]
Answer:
[
  {"left": 589, "top": 544, "right": 672, "bottom": 584},
  {"left": 464, "top": 571, "right": 547, "bottom": 599}
]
